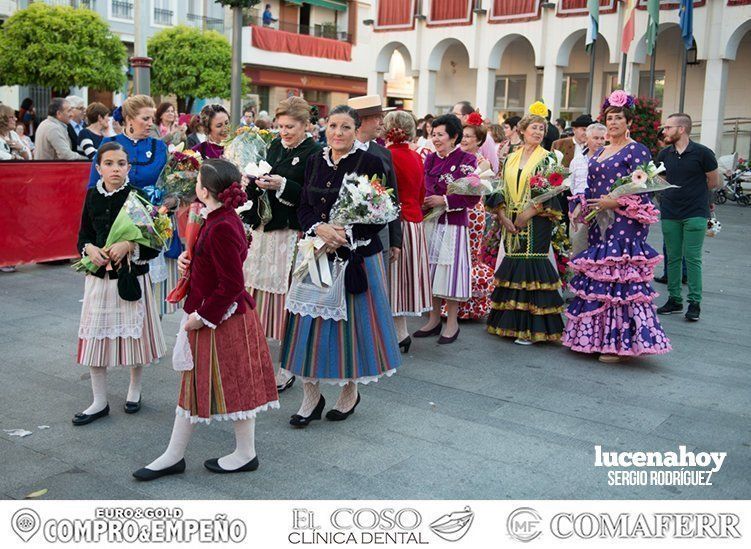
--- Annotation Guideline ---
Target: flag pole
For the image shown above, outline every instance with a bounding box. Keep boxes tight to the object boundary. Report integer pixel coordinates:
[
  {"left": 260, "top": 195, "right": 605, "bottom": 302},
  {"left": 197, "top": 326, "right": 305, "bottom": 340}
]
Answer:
[
  {"left": 620, "top": 53, "right": 627, "bottom": 88},
  {"left": 648, "top": 42, "right": 657, "bottom": 98},
  {"left": 679, "top": 46, "right": 688, "bottom": 112},
  {"left": 585, "top": 39, "right": 597, "bottom": 115}
]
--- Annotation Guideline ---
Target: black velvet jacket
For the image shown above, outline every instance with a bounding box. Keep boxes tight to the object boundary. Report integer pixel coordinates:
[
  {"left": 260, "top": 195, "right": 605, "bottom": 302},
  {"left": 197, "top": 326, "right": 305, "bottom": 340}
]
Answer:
[
  {"left": 77, "top": 184, "right": 160, "bottom": 278},
  {"left": 298, "top": 148, "right": 386, "bottom": 258},
  {"left": 242, "top": 136, "right": 322, "bottom": 231}
]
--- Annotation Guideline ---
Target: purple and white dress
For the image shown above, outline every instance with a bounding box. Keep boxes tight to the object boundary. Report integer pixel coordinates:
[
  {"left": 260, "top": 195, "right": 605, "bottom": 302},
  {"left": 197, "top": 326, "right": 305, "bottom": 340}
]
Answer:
[{"left": 562, "top": 142, "right": 671, "bottom": 357}]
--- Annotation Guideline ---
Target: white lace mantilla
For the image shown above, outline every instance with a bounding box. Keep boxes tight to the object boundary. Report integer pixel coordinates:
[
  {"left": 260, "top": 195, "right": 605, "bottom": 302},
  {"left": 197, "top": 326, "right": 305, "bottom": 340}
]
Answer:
[
  {"left": 175, "top": 401, "right": 280, "bottom": 425},
  {"left": 243, "top": 228, "right": 298, "bottom": 294}
]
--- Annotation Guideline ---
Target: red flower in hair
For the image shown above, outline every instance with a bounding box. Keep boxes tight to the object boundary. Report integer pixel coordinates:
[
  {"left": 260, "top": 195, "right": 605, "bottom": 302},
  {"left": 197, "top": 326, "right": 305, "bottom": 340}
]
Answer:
[
  {"left": 466, "top": 112, "right": 484, "bottom": 127},
  {"left": 386, "top": 127, "right": 408, "bottom": 145}
]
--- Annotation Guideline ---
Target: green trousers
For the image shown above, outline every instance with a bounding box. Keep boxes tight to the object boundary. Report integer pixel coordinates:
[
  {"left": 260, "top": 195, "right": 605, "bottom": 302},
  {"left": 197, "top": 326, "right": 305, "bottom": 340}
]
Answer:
[{"left": 661, "top": 217, "right": 706, "bottom": 304}]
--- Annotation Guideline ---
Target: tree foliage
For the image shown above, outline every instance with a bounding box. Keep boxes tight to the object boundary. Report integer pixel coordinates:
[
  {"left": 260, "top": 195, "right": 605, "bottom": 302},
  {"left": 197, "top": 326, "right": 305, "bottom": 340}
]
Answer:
[
  {"left": 148, "top": 25, "right": 247, "bottom": 113},
  {"left": 214, "top": 0, "right": 261, "bottom": 8},
  {"left": 0, "top": 3, "right": 126, "bottom": 91}
]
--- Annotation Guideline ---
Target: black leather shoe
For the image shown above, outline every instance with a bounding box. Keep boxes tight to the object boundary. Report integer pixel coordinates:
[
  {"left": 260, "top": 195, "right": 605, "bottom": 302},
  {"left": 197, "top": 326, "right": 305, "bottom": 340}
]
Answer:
[
  {"left": 413, "top": 324, "right": 441, "bottom": 338},
  {"left": 290, "top": 395, "right": 326, "bottom": 427},
  {"left": 398, "top": 336, "right": 412, "bottom": 354},
  {"left": 438, "top": 328, "right": 460, "bottom": 345},
  {"left": 132, "top": 458, "right": 186, "bottom": 481},
  {"left": 685, "top": 301, "right": 701, "bottom": 321},
  {"left": 124, "top": 397, "right": 142, "bottom": 414},
  {"left": 204, "top": 456, "right": 259, "bottom": 474},
  {"left": 657, "top": 298, "right": 683, "bottom": 315},
  {"left": 654, "top": 275, "right": 668, "bottom": 284},
  {"left": 277, "top": 375, "right": 296, "bottom": 393},
  {"left": 325, "top": 394, "right": 361, "bottom": 421},
  {"left": 72, "top": 404, "right": 110, "bottom": 426}
]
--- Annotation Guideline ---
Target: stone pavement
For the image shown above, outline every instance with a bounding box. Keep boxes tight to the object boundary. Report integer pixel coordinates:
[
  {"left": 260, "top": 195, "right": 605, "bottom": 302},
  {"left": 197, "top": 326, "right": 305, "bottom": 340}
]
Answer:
[{"left": 1, "top": 205, "right": 750, "bottom": 501}]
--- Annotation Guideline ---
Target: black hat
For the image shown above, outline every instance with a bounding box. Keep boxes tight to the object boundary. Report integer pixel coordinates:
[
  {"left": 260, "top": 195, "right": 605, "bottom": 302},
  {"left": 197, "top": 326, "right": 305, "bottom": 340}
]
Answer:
[{"left": 571, "top": 114, "right": 594, "bottom": 128}]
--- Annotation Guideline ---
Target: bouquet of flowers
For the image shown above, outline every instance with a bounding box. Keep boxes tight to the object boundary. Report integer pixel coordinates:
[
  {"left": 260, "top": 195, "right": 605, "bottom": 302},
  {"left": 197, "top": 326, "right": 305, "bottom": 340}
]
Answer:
[
  {"left": 293, "top": 173, "right": 397, "bottom": 285},
  {"left": 156, "top": 144, "right": 202, "bottom": 200},
  {"left": 328, "top": 173, "right": 400, "bottom": 226},
  {"left": 551, "top": 220, "right": 572, "bottom": 289},
  {"left": 424, "top": 161, "right": 496, "bottom": 222},
  {"left": 524, "top": 156, "right": 569, "bottom": 208},
  {"left": 73, "top": 192, "right": 172, "bottom": 274},
  {"left": 255, "top": 128, "right": 276, "bottom": 146},
  {"left": 244, "top": 160, "right": 274, "bottom": 226},
  {"left": 166, "top": 202, "right": 204, "bottom": 303},
  {"left": 223, "top": 127, "right": 268, "bottom": 170},
  {"left": 584, "top": 161, "right": 675, "bottom": 223}
]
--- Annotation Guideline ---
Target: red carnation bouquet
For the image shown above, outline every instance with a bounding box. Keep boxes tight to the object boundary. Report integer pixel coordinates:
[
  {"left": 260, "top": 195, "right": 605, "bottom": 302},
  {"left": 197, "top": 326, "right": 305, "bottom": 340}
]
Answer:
[{"left": 524, "top": 154, "right": 569, "bottom": 209}]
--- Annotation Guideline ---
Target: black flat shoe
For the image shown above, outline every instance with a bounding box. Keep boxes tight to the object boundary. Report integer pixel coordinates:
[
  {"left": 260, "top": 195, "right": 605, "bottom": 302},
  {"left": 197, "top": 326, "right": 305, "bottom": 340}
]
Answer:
[
  {"left": 398, "top": 336, "right": 412, "bottom": 354},
  {"left": 277, "top": 375, "right": 296, "bottom": 393},
  {"left": 204, "top": 456, "right": 259, "bottom": 474},
  {"left": 132, "top": 458, "right": 186, "bottom": 481},
  {"left": 72, "top": 404, "right": 109, "bottom": 426},
  {"left": 413, "top": 324, "right": 441, "bottom": 338},
  {"left": 438, "top": 328, "right": 460, "bottom": 345},
  {"left": 325, "top": 393, "right": 361, "bottom": 421},
  {"left": 290, "top": 395, "right": 326, "bottom": 428},
  {"left": 654, "top": 275, "right": 668, "bottom": 284},
  {"left": 124, "top": 396, "right": 141, "bottom": 414}
]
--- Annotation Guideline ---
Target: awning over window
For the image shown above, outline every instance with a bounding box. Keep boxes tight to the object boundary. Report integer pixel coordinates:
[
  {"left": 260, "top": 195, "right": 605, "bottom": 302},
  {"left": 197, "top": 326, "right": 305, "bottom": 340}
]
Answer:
[
  {"left": 427, "top": 0, "right": 473, "bottom": 27},
  {"left": 489, "top": 0, "right": 541, "bottom": 23},
  {"left": 375, "top": 0, "right": 415, "bottom": 30},
  {"left": 557, "top": 0, "right": 617, "bottom": 17},
  {"left": 636, "top": 0, "right": 705, "bottom": 9},
  {"left": 294, "top": 0, "right": 347, "bottom": 12}
]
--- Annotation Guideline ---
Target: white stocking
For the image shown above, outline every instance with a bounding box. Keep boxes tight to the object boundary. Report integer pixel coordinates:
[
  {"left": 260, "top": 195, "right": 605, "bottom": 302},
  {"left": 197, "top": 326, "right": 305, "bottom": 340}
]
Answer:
[
  {"left": 82, "top": 367, "right": 108, "bottom": 415},
  {"left": 393, "top": 316, "right": 409, "bottom": 342},
  {"left": 127, "top": 366, "right": 143, "bottom": 402},
  {"left": 296, "top": 381, "right": 321, "bottom": 417},
  {"left": 145, "top": 414, "right": 193, "bottom": 471},
  {"left": 333, "top": 382, "right": 358, "bottom": 413},
  {"left": 217, "top": 418, "right": 256, "bottom": 470},
  {"left": 275, "top": 367, "right": 293, "bottom": 385}
]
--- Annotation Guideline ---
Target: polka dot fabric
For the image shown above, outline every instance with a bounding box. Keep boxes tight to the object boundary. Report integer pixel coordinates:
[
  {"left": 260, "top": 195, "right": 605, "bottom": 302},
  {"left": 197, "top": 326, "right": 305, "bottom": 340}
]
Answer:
[{"left": 562, "top": 143, "right": 671, "bottom": 357}]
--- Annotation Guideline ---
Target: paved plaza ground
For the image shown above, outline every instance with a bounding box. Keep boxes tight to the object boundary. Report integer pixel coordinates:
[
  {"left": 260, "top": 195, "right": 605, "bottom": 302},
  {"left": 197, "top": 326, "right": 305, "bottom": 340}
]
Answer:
[{"left": 1, "top": 205, "right": 750, "bottom": 500}]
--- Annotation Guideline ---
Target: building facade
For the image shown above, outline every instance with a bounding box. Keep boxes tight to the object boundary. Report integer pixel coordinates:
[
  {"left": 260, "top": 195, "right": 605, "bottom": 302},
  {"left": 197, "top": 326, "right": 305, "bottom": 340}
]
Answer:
[{"left": 364, "top": 0, "right": 751, "bottom": 156}]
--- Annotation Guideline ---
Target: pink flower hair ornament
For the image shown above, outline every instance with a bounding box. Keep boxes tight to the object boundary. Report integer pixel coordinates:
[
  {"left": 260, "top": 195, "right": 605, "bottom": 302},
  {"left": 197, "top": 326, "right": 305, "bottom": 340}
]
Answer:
[{"left": 602, "top": 90, "right": 635, "bottom": 111}]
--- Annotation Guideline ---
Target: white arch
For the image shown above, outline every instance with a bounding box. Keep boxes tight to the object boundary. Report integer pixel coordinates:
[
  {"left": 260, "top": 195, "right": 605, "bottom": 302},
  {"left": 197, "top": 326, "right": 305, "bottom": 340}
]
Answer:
[
  {"left": 427, "top": 38, "right": 471, "bottom": 72},
  {"left": 375, "top": 41, "right": 414, "bottom": 74},
  {"left": 724, "top": 19, "right": 751, "bottom": 61},
  {"left": 488, "top": 34, "right": 540, "bottom": 70},
  {"left": 556, "top": 29, "right": 613, "bottom": 67},
  {"left": 632, "top": 22, "right": 695, "bottom": 64}
]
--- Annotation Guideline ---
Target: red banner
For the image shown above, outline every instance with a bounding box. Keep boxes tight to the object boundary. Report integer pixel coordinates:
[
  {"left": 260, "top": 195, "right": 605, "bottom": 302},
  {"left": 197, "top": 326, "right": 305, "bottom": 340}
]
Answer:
[
  {"left": 557, "top": 0, "right": 617, "bottom": 17},
  {"left": 251, "top": 26, "right": 352, "bottom": 62},
  {"left": 375, "top": 0, "right": 415, "bottom": 30},
  {"left": 489, "top": 0, "right": 541, "bottom": 23},
  {"left": 0, "top": 161, "right": 90, "bottom": 267},
  {"left": 427, "top": 0, "right": 473, "bottom": 27}
]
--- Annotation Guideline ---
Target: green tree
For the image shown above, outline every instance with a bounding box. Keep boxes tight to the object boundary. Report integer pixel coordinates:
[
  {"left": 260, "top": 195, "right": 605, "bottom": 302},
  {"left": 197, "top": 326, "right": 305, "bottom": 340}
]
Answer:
[
  {"left": 0, "top": 3, "right": 126, "bottom": 92},
  {"left": 148, "top": 25, "right": 247, "bottom": 113}
]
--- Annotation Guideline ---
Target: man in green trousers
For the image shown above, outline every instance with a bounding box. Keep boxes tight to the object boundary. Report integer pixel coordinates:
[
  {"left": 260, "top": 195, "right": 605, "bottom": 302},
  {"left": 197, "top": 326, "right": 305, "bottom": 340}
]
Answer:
[{"left": 656, "top": 113, "right": 720, "bottom": 321}]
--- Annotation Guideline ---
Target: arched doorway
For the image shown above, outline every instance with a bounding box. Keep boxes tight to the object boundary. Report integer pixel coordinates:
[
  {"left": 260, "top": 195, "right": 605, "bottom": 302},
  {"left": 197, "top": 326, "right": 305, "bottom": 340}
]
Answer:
[
  {"left": 385, "top": 49, "right": 414, "bottom": 111},
  {"left": 489, "top": 35, "right": 538, "bottom": 124},
  {"left": 430, "top": 39, "right": 476, "bottom": 115},
  {"left": 721, "top": 23, "right": 751, "bottom": 157}
]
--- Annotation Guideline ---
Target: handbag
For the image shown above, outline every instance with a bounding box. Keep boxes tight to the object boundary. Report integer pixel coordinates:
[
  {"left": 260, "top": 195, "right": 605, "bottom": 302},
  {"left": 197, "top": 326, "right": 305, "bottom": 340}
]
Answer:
[
  {"left": 286, "top": 254, "right": 348, "bottom": 322},
  {"left": 117, "top": 257, "right": 142, "bottom": 302}
]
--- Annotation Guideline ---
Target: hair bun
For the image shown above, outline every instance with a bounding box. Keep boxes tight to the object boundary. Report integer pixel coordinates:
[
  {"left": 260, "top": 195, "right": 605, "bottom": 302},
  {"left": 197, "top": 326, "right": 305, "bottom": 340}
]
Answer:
[
  {"left": 386, "top": 127, "right": 408, "bottom": 145},
  {"left": 218, "top": 182, "right": 247, "bottom": 209}
]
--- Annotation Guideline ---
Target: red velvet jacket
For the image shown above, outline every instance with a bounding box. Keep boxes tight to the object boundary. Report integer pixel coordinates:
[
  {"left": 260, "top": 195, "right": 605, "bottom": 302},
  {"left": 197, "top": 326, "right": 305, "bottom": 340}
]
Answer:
[
  {"left": 183, "top": 205, "right": 254, "bottom": 326},
  {"left": 388, "top": 143, "right": 425, "bottom": 223}
]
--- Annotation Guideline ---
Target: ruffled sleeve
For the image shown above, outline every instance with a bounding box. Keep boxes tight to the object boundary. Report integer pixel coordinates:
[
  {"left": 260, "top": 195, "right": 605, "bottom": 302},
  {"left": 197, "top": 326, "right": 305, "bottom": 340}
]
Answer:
[{"left": 615, "top": 194, "right": 660, "bottom": 225}]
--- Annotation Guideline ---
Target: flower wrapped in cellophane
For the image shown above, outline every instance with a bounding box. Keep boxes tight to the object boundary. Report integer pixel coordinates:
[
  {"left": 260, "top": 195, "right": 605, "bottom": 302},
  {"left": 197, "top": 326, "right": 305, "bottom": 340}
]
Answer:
[
  {"left": 424, "top": 160, "right": 495, "bottom": 222},
  {"left": 584, "top": 161, "right": 675, "bottom": 223},
  {"left": 244, "top": 160, "right": 274, "bottom": 226},
  {"left": 328, "top": 173, "right": 400, "bottom": 226},
  {"left": 155, "top": 144, "right": 202, "bottom": 201},
  {"left": 223, "top": 126, "right": 268, "bottom": 170},
  {"left": 525, "top": 155, "right": 570, "bottom": 208},
  {"left": 72, "top": 191, "right": 172, "bottom": 274}
]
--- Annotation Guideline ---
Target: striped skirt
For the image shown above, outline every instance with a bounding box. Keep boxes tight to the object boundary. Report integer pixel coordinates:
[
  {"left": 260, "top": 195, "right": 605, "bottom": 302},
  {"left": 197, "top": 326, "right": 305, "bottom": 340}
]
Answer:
[
  {"left": 152, "top": 257, "right": 181, "bottom": 316},
  {"left": 389, "top": 220, "right": 433, "bottom": 317},
  {"left": 77, "top": 274, "right": 166, "bottom": 368},
  {"left": 280, "top": 254, "right": 401, "bottom": 385},
  {"left": 177, "top": 309, "right": 279, "bottom": 424},
  {"left": 427, "top": 222, "right": 472, "bottom": 302}
]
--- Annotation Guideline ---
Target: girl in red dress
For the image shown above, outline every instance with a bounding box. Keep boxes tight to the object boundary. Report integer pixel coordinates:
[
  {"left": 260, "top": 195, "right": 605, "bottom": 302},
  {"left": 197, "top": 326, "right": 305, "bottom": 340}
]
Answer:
[{"left": 134, "top": 159, "right": 278, "bottom": 480}]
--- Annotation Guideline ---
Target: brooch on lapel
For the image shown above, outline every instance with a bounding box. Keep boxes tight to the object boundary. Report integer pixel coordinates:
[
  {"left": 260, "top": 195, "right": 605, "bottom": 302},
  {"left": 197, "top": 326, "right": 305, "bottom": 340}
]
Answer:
[
  {"left": 145, "top": 151, "right": 152, "bottom": 159},
  {"left": 450, "top": 165, "right": 456, "bottom": 172},
  {"left": 292, "top": 157, "right": 300, "bottom": 166}
]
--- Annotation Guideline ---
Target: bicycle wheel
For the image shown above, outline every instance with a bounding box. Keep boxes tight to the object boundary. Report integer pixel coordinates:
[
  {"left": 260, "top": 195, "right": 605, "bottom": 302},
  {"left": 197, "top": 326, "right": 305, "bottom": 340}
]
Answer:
[{"left": 715, "top": 191, "right": 727, "bottom": 204}]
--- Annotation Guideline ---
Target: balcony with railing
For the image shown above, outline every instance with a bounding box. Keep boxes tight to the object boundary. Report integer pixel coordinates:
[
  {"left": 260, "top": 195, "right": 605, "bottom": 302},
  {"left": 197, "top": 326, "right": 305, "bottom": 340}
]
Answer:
[
  {"left": 187, "top": 13, "right": 225, "bottom": 33},
  {"left": 153, "top": 7, "right": 173, "bottom": 26},
  {"left": 243, "top": 9, "right": 351, "bottom": 44},
  {"left": 111, "top": 0, "right": 133, "bottom": 20}
]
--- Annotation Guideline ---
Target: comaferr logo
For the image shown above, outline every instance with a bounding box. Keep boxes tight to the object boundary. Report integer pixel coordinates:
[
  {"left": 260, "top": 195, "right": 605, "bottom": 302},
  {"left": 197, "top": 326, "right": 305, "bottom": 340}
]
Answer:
[{"left": 550, "top": 513, "right": 741, "bottom": 539}]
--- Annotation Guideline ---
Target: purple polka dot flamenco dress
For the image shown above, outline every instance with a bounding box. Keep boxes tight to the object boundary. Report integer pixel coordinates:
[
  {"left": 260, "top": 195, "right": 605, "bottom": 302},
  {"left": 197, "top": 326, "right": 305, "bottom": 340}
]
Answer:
[{"left": 562, "top": 142, "right": 671, "bottom": 357}]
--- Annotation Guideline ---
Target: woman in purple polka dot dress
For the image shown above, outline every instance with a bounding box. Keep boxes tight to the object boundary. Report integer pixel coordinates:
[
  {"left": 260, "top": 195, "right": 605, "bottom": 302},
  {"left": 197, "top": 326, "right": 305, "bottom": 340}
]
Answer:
[{"left": 562, "top": 96, "right": 671, "bottom": 363}]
